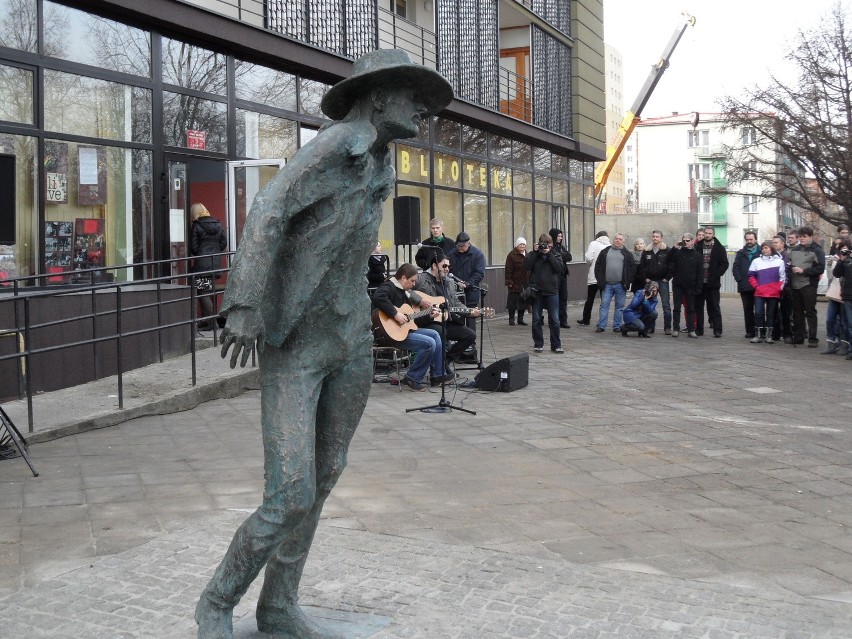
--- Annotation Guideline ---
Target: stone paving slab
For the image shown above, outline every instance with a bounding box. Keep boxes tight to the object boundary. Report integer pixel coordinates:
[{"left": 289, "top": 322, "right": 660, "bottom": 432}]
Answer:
[{"left": 0, "top": 511, "right": 850, "bottom": 639}]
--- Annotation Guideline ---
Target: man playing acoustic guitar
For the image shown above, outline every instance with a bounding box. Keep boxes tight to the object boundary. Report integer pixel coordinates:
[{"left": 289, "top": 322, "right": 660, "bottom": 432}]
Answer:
[{"left": 371, "top": 263, "right": 454, "bottom": 391}]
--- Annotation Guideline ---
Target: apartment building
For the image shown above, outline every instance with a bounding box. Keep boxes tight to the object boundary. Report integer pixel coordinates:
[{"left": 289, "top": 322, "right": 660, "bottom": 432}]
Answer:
[{"left": 634, "top": 112, "right": 803, "bottom": 248}]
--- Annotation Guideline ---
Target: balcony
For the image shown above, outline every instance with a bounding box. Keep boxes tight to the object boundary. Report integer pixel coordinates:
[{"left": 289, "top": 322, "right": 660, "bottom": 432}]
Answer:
[
  {"left": 499, "top": 67, "right": 533, "bottom": 123},
  {"left": 377, "top": 8, "right": 437, "bottom": 68},
  {"left": 695, "top": 145, "right": 726, "bottom": 159}
]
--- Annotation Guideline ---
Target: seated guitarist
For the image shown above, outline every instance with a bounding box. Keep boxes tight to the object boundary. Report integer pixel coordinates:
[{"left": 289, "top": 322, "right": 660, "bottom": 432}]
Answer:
[
  {"left": 371, "top": 263, "right": 454, "bottom": 392},
  {"left": 415, "top": 254, "right": 480, "bottom": 365}
]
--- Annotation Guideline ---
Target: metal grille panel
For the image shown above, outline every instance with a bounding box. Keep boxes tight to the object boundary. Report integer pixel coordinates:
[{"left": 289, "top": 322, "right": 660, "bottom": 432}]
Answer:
[
  {"left": 532, "top": 25, "right": 571, "bottom": 136},
  {"left": 437, "top": 0, "right": 498, "bottom": 110},
  {"left": 266, "top": 0, "right": 376, "bottom": 58},
  {"left": 531, "top": 0, "right": 570, "bottom": 36}
]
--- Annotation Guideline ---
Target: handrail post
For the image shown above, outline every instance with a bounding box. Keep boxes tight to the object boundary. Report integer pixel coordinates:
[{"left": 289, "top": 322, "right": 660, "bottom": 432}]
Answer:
[
  {"left": 116, "top": 285, "right": 124, "bottom": 410},
  {"left": 23, "top": 297, "right": 33, "bottom": 433},
  {"left": 190, "top": 275, "right": 198, "bottom": 387},
  {"left": 156, "top": 279, "right": 164, "bottom": 363},
  {"left": 91, "top": 287, "right": 100, "bottom": 379}
]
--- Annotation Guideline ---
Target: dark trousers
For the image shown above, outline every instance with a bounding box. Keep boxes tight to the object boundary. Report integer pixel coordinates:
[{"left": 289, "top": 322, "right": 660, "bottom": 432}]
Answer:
[
  {"left": 703, "top": 286, "right": 723, "bottom": 335},
  {"left": 624, "top": 311, "right": 658, "bottom": 334},
  {"left": 425, "top": 321, "right": 475, "bottom": 360},
  {"left": 739, "top": 290, "right": 756, "bottom": 336},
  {"left": 532, "top": 293, "right": 561, "bottom": 349},
  {"left": 791, "top": 284, "right": 818, "bottom": 342},
  {"left": 673, "top": 286, "right": 696, "bottom": 332},
  {"left": 581, "top": 283, "right": 600, "bottom": 323},
  {"left": 557, "top": 274, "right": 569, "bottom": 325},
  {"left": 772, "top": 287, "right": 793, "bottom": 340}
]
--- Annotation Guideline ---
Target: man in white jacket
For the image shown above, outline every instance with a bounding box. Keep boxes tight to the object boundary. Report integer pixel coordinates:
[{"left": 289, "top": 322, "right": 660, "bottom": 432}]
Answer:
[{"left": 577, "top": 231, "right": 611, "bottom": 325}]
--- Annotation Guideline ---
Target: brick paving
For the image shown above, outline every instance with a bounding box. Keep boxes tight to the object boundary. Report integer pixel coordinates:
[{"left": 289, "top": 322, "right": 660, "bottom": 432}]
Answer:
[{"left": 1, "top": 296, "right": 852, "bottom": 637}]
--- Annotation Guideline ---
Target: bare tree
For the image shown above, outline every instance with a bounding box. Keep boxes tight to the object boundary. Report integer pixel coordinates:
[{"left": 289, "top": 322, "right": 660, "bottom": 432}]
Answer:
[{"left": 714, "top": 2, "right": 852, "bottom": 227}]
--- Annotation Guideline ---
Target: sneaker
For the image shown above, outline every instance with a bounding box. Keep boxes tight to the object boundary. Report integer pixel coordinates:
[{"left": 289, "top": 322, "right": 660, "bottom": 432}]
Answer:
[
  {"left": 688, "top": 331, "right": 698, "bottom": 338},
  {"left": 664, "top": 328, "right": 672, "bottom": 335},
  {"left": 820, "top": 340, "right": 838, "bottom": 355},
  {"left": 576, "top": 319, "right": 590, "bottom": 325},
  {"left": 553, "top": 347, "right": 565, "bottom": 354},
  {"left": 620, "top": 326, "right": 629, "bottom": 337},
  {"left": 750, "top": 335, "right": 762, "bottom": 344},
  {"left": 764, "top": 336, "right": 774, "bottom": 344},
  {"left": 837, "top": 341, "right": 850, "bottom": 356},
  {"left": 713, "top": 332, "right": 722, "bottom": 338},
  {"left": 808, "top": 338, "right": 819, "bottom": 348},
  {"left": 517, "top": 320, "right": 528, "bottom": 326},
  {"left": 595, "top": 327, "right": 605, "bottom": 333},
  {"left": 534, "top": 347, "right": 543, "bottom": 353},
  {"left": 400, "top": 377, "right": 427, "bottom": 392},
  {"left": 613, "top": 327, "right": 622, "bottom": 333},
  {"left": 560, "top": 323, "right": 571, "bottom": 329},
  {"left": 671, "top": 330, "right": 679, "bottom": 337}
]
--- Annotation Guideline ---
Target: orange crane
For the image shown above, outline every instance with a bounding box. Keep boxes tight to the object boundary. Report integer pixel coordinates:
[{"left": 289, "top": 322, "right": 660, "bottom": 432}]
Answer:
[{"left": 594, "top": 12, "right": 696, "bottom": 206}]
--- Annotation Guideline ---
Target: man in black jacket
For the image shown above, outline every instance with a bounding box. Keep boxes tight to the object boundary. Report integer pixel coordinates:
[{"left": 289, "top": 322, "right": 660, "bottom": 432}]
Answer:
[
  {"left": 593, "top": 233, "right": 635, "bottom": 333},
  {"left": 549, "top": 228, "right": 573, "bottom": 328},
  {"left": 694, "top": 226, "right": 730, "bottom": 337},
  {"left": 789, "top": 226, "right": 826, "bottom": 346},
  {"left": 415, "top": 218, "right": 456, "bottom": 270},
  {"left": 525, "top": 233, "right": 566, "bottom": 353},
  {"left": 731, "top": 231, "right": 760, "bottom": 338},
  {"left": 667, "top": 233, "right": 703, "bottom": 338},
  {"left": 638, "top": 230, "right": 671, "bottom": 334}
]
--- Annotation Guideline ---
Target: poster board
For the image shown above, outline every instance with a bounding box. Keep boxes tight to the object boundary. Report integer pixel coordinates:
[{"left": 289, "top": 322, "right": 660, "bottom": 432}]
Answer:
[
  {"left": 44, "top": 221, "right": 74, "bottom": 283},
  {"left": 72, "top": 218, "right": 106, "bottom": 276}
]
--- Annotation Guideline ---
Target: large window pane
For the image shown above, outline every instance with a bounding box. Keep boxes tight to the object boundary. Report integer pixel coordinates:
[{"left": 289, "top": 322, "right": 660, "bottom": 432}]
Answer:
[
  {"left": 0, "top": 0, "right": 38, "bottom": 52},
  {"left": 433, "top": 188, "right": 462, "bottom": 239},
  {"left": 236, "top": 110, "right": 297, "bottom": 160},
  {"left": 514, "top": 199, "right": 533, "bottom": 246},
  {"left": 463, "top": 192, "right": 488, "bottom": 263},
  {"left": 463, "top": 158, "right": 488, "bottom": 192},
  {"left": 396, "top": 144, "right": 430, "bottom": 184},
  {"left": 434, "top": 117, "right": 461, "bottom": 149},
  {"left": 569, "top": 205, "right": 584, "bottom": 258},
  {"left": 43, "top": 140, "right": 152, "bottom": 281},
  {"left": 162, "top": 37, "right": 226, "bottom": 95},
  {"left": 163, "top": 91, "right": 226, "bottom": 152},
  {"left": 513, "top": 169, "right": 532, "bottom": 199},
  {"left": 462, "top": 124, "right": 486, "bottom": 155},
  {"left": 300, "top": 79, "right": 329, "bottom": 117},
  {"left": 0, "top": 63, "right": 33, "bottom": 124},
  {"left": 44, "top": 1, "right": 150, "bottom": 76},
  {"left": 534, "top": 201, "right": 549, "bottom": 241},
  {"left": 235, "top": 61, "right": 297, "bottom": 111},
  {"left": 491, "top": 196, "right": 513, "bottom": 261},
  {"left": 489, "top": 133, "right": 511, "bottom": 162},
  {"left": 0, "top": 133, "right": 37, "bottom": 280},
  {"left": 45, "top": 71, "right": 152, "bottom": 143}
]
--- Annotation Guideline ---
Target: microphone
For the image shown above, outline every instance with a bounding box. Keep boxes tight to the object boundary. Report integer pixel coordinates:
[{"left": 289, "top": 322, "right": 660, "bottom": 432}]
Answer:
[{"left": 447, "top": 272, "right": 465, "bottom": 285}]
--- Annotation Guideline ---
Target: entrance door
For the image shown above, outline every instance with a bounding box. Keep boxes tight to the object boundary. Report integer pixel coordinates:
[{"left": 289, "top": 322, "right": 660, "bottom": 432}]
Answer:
[
  {"left": 166, "top": 155, "right": 226, "bottom": 277},
  {"left": 226, "top": 160, "right": 285, "bottom": 250}
]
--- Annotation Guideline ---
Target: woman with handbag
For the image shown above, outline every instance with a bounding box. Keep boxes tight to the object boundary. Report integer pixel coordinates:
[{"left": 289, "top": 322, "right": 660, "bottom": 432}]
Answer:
[{"left": 189, "top": 203, "right": 227, "bottom": 331}]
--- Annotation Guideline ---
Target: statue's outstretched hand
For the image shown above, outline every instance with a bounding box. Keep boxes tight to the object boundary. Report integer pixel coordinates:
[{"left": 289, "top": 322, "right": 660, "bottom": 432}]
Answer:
[{"left": 220, "top": 308, "right": 262, "bottom": 368}]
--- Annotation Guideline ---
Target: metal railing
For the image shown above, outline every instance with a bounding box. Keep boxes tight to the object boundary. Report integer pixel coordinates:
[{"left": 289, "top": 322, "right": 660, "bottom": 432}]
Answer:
[
  {"left": 0, "top": 253, "right": 238, "bottom": 433},
  {"left": 498, "top": 66, "right": 533, "bottom": 123},
  {"left": 377, "top": 8, "right": 437, "bottom": 68}
]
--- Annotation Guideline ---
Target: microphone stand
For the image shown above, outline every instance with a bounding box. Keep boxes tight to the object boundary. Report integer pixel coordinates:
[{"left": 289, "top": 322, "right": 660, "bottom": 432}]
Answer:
[
  {"left": 407, "top": 301, "right": 476, "bottom": 415},
  {"left": 453, "top": 280, "right": 488, "bottom": 372}
]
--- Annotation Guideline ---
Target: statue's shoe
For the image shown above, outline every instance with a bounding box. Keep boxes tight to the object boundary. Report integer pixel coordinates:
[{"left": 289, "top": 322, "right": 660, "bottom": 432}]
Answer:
[
  {"left": 195, "top": 593, "right": 234, "bottom": 639},
  {"left": 256, "top": 604, "right": 344, "bottom": 639}
]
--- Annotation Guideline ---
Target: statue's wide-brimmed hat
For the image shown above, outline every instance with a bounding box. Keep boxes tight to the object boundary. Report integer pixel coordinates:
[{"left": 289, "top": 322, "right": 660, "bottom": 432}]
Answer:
[{"left": 321, "top": 49, "right": 453, "bottom": 120}]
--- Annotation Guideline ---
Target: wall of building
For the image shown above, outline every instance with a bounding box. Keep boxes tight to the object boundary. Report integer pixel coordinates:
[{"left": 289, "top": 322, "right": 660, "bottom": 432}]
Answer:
[{"left": 571, "top": 0, "right": 606, "bottom": 152}]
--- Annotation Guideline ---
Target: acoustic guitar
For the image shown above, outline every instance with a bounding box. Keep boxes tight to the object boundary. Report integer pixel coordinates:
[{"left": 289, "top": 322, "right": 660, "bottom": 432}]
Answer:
[{"left": 371, "top": 293, "right": 495, "bottom": 344}]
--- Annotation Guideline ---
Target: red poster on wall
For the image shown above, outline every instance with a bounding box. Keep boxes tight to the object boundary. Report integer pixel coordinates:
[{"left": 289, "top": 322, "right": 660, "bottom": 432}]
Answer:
[{"left": 187, "top": 130, "right": 207, "bottom": 150}]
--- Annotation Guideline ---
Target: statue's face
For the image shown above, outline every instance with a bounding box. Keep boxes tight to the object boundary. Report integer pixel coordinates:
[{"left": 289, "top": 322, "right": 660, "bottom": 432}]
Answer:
[{"left": 378, "top": 88, "right": 427, "bottom": 139}]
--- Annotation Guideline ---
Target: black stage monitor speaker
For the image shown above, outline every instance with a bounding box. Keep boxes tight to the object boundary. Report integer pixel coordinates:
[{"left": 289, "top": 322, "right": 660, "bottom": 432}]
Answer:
[
  {"left": 475, "top": 353, "right": 529, "bottom": 392},
  {"left": 393, "top": 196, "right": 420, "bottom": 245}
]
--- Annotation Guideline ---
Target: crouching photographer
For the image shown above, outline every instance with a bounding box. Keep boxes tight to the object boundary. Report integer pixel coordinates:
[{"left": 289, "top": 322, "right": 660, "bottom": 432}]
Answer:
[
  {"left": 621, "top": 280, "right": 659, "bottom": 338},
  {"left": 524, "top": 233, "right": 566, "bottom": 353}
]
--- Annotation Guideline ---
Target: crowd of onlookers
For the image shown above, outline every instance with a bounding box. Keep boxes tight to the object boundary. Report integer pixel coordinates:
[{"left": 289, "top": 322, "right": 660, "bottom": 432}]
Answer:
[{"left": 367, "top": 219, "right": 852, "bottom": 378}]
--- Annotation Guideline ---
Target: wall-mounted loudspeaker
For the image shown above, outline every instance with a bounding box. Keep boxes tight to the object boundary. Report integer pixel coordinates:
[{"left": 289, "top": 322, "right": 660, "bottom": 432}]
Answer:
[
  {"left": 393, "top": 196, "right": 421, "bottom": 246},
  {"left": 475, "top": 353, "right": 529, "bottom": 392}
]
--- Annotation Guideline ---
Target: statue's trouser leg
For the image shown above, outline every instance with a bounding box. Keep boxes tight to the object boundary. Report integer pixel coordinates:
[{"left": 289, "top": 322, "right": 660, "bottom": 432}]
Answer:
[
  {"left": 197, "top": 345, "right": 329, "bottom": 638},
  {"left": 256, "top": 351, "right": 371, "bottom": 636}
]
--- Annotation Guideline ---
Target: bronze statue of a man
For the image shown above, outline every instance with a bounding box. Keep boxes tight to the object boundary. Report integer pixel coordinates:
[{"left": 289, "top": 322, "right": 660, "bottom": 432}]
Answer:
[{"left": 195, "top": 50, "right": 453, "bottom": 639}]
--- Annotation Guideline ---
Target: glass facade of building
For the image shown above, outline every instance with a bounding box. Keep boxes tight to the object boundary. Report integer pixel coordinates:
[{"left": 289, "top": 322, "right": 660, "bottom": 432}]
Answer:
[{"left": 0, "top": 0, "right": 595, "bottom": 285}]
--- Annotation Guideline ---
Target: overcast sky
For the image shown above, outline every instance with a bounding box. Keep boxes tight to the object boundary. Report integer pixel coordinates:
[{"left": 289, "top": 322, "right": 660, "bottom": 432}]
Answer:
[{"left": 602, "top": 0, "right": 849, "bottom": 118}]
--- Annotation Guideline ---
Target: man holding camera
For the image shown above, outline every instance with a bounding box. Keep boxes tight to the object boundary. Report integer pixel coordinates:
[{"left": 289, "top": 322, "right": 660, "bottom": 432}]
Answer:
[{"left": 524, "top": 233, "right": 565, "bottom": 353}]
